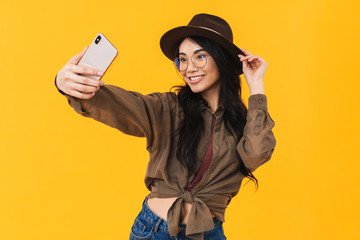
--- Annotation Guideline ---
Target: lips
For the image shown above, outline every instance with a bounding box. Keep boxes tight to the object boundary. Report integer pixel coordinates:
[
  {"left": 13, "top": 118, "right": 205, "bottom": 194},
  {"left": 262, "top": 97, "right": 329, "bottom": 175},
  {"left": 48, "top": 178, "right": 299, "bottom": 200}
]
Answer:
[{"left": 188, "top": 75, "right": 205, "bottom": 83}]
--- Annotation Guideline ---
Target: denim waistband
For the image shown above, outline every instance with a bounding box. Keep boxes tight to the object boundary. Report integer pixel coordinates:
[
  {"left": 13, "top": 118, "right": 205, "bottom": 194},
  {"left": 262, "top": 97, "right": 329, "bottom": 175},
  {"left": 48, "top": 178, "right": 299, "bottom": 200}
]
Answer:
[{"left": 140, "top": 197, "right": 221, "bottom": 232}]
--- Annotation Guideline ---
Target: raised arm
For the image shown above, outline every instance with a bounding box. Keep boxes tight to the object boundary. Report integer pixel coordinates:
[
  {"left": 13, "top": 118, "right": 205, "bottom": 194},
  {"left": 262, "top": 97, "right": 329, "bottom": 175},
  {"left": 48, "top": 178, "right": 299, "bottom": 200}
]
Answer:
[
  {"left": 236, "top": 48, "right": 276, "bottom": 171},
  {"left": 55, "top": 48, "right": 177, "bottom": 151}
]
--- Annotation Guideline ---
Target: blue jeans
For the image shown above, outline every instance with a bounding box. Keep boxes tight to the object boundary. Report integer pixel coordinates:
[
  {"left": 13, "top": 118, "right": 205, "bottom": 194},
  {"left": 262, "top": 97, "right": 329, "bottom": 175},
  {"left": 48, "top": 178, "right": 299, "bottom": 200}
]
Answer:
[{"left": 129, "top": 198, "right": 226, "bottom": 240}]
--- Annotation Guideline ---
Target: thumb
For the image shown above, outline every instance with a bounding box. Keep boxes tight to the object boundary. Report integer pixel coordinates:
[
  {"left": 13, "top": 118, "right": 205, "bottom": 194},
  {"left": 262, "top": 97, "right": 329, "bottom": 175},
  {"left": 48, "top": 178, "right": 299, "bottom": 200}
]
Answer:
[
  {"left": 241, "top": 58, "right": 249, "bottom": 73},
  {"left": 69, "top": 46, "right": 88, "bottom": 65}
]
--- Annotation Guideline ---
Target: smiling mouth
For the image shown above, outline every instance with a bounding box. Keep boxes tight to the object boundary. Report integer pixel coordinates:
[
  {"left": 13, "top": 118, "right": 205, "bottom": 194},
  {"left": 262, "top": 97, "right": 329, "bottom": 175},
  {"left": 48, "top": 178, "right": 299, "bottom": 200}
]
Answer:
[{"left": 188, "top": 75, "right": 205, "bottom": 82}]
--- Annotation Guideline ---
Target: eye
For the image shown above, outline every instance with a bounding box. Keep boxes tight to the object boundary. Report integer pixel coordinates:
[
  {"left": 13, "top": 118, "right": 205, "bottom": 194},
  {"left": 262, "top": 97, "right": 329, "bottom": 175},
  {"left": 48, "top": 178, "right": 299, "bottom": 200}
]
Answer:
[
  {"left": 196, "top": 54, "right": 206, "bottom": 60},
  {"left": 179, "top": 57, "right": 187, "bottom": 63}
]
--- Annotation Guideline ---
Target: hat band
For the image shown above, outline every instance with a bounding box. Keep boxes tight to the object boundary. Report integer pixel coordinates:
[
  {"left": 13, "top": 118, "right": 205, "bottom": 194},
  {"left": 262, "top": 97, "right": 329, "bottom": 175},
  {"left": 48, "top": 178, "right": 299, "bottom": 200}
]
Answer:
[{"left": 188, "top": 26, "right": 228, "bottom": 41}]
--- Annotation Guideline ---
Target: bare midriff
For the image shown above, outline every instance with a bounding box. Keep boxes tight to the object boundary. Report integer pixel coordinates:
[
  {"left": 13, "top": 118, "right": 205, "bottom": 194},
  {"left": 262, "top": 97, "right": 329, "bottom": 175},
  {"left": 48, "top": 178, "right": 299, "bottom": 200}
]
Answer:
[{"left": 147, "top": 197, "right": 215, "bottom": 224}]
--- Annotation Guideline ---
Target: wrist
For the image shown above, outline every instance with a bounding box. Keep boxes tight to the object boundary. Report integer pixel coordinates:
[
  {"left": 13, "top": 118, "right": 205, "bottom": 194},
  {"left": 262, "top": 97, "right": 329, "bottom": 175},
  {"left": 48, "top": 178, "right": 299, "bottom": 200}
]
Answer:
[
  {"left": 249, "top": 82, "right": 264, "bottom": 95},
  {"left": 250, "top": 90, "right": 264, "bottom": 95}
]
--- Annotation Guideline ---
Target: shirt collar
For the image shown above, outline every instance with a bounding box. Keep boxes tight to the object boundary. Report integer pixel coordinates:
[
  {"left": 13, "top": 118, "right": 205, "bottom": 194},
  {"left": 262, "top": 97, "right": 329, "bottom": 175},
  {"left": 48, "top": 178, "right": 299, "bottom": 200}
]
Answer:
[
  {"left": 201, "top": 105, "right": 225, "bottom": 118},
  {"left": 200, "top": 98, "right": 225, "bottom": 113}
]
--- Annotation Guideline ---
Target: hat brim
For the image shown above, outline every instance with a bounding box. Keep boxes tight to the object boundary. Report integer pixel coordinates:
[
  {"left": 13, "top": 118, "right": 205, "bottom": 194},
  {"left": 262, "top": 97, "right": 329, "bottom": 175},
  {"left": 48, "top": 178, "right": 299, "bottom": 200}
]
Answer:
[{"left": 160, "top": 26, "right": 244, "bottom": 74}]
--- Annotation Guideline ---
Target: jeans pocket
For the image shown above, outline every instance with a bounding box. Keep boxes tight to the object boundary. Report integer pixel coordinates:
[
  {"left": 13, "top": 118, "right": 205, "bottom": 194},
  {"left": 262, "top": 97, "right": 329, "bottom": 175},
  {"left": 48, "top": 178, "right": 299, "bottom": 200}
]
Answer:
[{"left": 130, "top": 214, "right": 154, "bottom": 240}]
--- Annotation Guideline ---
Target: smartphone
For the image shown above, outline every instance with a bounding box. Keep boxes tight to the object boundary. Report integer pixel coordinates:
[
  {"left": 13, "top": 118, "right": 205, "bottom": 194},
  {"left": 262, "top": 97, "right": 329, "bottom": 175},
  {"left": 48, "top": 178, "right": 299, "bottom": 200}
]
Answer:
[{"left": 78, "top": 33, "right": 118, "bottom": 80}]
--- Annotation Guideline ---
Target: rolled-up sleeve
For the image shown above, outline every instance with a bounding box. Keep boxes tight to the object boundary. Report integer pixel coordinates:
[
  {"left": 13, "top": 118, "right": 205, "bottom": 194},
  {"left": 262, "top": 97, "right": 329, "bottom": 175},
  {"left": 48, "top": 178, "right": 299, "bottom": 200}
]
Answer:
[{"left": 236, "top": 94, "right": 276, "bottom": 172}]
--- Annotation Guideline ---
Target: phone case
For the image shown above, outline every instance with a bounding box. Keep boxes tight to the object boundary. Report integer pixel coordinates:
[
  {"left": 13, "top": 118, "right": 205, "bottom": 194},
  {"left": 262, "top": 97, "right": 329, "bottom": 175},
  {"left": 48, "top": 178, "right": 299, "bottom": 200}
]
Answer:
[{"left": 78, "top": 33, "right": 118, "bottom": 80}]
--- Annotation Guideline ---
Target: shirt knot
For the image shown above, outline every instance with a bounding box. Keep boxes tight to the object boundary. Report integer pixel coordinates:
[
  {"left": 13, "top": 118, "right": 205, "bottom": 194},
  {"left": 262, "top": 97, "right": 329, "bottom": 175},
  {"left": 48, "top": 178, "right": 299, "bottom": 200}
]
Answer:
[{"left": 181, "top": 190, "right": 193, "bottom": 203}]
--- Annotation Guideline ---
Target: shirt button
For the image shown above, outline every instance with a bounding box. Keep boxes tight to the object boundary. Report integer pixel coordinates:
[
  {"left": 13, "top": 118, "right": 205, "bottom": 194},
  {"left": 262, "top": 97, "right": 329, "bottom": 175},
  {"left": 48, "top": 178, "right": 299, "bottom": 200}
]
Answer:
[
  {"left": 258, "top": 99, "right": 264, "bottom": 104},
  {"left": 214, "top": 145, "right": 219, "bottom": 150}
]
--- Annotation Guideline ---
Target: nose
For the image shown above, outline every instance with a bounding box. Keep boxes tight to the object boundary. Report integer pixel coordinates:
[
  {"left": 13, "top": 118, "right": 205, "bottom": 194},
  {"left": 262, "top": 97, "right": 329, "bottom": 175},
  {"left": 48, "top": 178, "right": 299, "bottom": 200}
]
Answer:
[{"left": 186, "top": 60, "right": 198, "bottom": 73}]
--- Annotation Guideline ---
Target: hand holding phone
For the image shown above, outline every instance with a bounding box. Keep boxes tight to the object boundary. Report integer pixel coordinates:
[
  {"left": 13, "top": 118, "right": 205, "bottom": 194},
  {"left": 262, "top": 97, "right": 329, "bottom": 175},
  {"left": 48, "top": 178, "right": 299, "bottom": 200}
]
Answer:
[{"left": 56, "top": 33, "right": 118, "bottom": 99}]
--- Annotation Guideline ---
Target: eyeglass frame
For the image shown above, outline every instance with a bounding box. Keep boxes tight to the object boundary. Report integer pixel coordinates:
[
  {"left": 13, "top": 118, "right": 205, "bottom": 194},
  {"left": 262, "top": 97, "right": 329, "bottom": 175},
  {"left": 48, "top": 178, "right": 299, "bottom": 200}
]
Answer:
[{"left": 173, "top": 50, "right": 210, "bottom": 71}]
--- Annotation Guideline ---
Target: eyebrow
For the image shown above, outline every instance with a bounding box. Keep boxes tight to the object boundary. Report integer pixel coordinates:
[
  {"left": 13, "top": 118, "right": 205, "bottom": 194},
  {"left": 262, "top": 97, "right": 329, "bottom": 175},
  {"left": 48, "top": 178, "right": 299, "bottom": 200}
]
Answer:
[{"left": 179, "top": 49, "right": 206, "bottom": 56}]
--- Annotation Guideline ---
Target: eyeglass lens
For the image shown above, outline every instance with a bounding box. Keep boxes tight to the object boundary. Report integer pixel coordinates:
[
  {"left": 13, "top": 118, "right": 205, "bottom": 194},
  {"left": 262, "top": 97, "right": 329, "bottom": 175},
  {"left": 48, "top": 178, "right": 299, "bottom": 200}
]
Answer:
[{"left": 174, "top": 53, "right": 207, "bottom": 71}]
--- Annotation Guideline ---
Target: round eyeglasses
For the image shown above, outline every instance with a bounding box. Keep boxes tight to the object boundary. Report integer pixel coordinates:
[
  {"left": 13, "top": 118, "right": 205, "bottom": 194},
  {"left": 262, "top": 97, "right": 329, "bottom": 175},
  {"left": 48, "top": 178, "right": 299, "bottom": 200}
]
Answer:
[{"left": 174, "top": 52, "right": 209, "bottom": 71}]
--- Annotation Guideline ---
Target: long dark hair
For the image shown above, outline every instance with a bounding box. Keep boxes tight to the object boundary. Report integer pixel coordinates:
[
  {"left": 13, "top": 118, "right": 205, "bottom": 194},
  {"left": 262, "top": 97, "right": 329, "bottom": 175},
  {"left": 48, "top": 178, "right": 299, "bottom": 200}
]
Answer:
[{"left": 174, "top": 36, "right": 258, "bottom": 188}]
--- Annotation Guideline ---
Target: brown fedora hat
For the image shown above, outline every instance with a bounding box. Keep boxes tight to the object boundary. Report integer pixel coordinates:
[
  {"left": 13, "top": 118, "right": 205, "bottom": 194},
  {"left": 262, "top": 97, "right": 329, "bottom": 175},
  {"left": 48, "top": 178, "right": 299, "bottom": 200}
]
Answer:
[{"left": 160, "top": 13, "right": 244, "bottom": 73}]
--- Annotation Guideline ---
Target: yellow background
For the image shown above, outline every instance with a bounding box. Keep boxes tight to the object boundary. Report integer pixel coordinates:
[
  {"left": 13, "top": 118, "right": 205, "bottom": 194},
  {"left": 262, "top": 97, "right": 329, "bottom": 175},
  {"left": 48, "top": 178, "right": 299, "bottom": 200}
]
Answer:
[{"left": 1, "top": 0, "right": 359, "bottom": 239}]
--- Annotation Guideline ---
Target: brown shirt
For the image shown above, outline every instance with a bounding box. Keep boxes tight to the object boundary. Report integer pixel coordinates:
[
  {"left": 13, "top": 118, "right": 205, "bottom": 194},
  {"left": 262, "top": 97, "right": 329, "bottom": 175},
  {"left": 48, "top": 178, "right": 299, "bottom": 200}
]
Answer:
[{"left": 62, "top": 84, "right": 276, "bottom": 240}]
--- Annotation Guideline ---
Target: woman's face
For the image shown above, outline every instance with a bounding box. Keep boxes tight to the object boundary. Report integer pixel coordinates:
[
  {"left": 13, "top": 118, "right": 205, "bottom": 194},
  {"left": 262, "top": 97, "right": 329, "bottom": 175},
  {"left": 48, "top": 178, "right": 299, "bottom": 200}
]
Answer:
[{"left": 178, "top": 38, "right": 220, "bottom": 97}]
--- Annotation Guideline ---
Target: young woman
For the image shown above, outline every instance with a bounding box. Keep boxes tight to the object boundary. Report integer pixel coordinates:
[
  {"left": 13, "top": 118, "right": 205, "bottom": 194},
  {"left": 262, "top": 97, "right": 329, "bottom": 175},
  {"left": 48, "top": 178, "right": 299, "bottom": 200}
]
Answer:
[{"left": 55, "top": 13, "right": 276, "bottom": 240}]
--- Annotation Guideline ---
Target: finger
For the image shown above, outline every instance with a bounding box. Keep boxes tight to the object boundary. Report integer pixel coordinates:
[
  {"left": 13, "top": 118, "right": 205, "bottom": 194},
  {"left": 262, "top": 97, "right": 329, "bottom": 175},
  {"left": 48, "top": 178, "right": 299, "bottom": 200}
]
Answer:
[
  {"left": 68, "top": 64, "right": 103, "bottom": 77},
  {"left": 68, "top": 46, "right": 88, "bottom": 65},
  {"left": 247, "top": 56, "right": 260, "bottom": 62},
  {"left": 68, "top": 81, "right": 99, "bottom": 94},
  {"left": 240, "top": 58, "right": 250, "bottom": 68},
  {"left": 239, "top": 55, "right": 252, "bottom": 62},
  {"left": 239, "top": 47, "right": 253, "bottom": 56},
  {"left": 68, "top": 89, "right": 96, "bottom": 99},
  {"left": 70, "top": 73, "right": 103, "bottom": 88}
]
